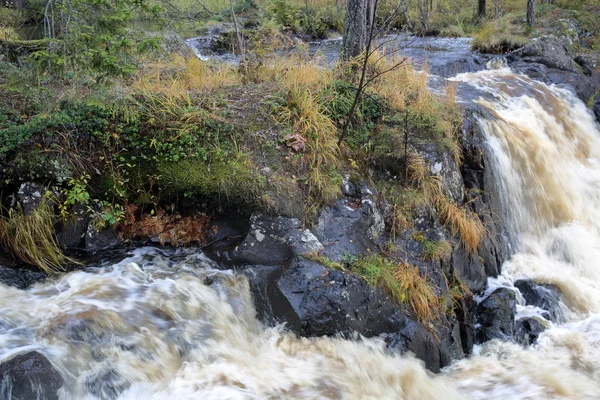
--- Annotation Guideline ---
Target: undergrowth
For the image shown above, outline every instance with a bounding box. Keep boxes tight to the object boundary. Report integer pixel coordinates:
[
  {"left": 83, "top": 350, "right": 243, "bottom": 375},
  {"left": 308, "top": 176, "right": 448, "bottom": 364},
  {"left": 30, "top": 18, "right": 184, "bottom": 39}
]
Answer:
[{"left": 0, "top": 198, "right": 75, "bottom": 274}]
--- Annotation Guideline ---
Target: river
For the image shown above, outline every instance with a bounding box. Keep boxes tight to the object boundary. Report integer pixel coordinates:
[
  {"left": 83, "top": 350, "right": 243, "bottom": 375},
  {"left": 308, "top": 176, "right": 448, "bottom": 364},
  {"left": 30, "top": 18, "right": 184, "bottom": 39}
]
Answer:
[{"left": 1, "top": 40, "right": 600, "bottom": 399}]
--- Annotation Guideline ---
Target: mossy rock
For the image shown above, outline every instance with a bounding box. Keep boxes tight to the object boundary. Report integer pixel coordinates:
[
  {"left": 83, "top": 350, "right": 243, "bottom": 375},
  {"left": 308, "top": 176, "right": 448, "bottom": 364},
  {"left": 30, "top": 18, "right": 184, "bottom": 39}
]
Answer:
[{"left": 157, "top": 158, "right": 267, "bottom": 206}]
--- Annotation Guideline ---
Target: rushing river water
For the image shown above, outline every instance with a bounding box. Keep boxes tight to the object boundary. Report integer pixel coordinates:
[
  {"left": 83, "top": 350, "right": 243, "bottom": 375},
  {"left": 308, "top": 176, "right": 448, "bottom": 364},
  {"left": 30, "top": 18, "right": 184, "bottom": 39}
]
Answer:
[
  {"left": 185, "top": 34, "right": 489, "bottom": 77},
  {"left": 2, "top": 45, "right": 600, "bottom": 398}
]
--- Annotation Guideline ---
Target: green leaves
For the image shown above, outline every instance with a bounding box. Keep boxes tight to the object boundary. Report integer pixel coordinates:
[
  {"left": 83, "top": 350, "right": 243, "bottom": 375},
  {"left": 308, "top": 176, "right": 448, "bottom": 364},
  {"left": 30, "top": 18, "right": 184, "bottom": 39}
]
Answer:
[{"left": 25, "top": 0, "right": 161, "bottom": 79}]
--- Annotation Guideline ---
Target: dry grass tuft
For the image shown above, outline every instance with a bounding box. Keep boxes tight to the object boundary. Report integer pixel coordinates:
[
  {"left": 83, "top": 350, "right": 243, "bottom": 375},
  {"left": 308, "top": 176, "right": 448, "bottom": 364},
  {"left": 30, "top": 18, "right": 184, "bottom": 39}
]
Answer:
[
  {"left": 132, "top": 55, "right": 238, "bottom": 96},
  {"left": 436, "top": 198, "right": 486, "bottom": 253},
  {"left": 351, "top": 255, "right": 441, "bottom": 324},
  {"left": 0, "top": 199, "right": 75, "bottom": 274},
  {"left": 370, "top": 59, "right": 463, "bottom": 162},
  {"left": 406, "top": 151, "right": 486, "bottom": 252},
  {"left": 275, "top": 84, "right": 341, "bottom": 207}
]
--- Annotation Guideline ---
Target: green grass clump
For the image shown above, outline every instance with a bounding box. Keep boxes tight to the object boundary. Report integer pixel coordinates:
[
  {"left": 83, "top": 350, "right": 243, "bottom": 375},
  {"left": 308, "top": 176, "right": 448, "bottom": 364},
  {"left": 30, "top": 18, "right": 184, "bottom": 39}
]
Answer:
[
  {"left": 422, "top": 239, "right": 452, "bottom": 261},
  {"left": 349, "top": 255, "right": 441, "bottom": 323},
  {"left": 0, "top": 198, "right": 76, "bottom": 274}
]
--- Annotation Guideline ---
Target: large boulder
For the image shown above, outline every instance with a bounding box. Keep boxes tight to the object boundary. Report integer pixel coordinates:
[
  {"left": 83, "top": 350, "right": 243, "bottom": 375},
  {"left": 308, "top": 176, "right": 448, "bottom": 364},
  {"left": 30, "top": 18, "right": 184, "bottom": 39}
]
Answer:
[
  {"left": 386, "top": 317, "right": 445, "bottom": 373},
  {"left": 0, "top": 265, "right": 46, "bottom": 289},
  {"left": 0, "top": 351, "right": 64, "bottom": 400},
  {"left": 476, "top": 287, "right": 517, "bottom": 343},
  {"left": 593, "top": 94, "right": 600, "bottom": 123},
  {"left": 270, "top": 257, "right": 398, "bottom": 337},
  {"left": 313, "top": 183, "right": 384, "bottom": 262},
  {"left": 229, "top": 214, "right": 323, "bottom": 265},
  {"left": 508, "top": 36, "right": 580, "bottom": 73},
  {"left": 242, "top": 257, "right": 457, "bottom": 372},
  {"left": 514, "top": 279, "right": 564, "bottom": 322}
]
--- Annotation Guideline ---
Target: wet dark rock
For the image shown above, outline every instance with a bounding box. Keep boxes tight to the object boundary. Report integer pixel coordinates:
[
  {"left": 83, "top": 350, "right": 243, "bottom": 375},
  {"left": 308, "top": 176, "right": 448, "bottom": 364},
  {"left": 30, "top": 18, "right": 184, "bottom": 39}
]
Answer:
[
  {"left": 516, "top": 317, "right": 547, "bottom": 346},
  {"left": 86, "top": 225, "right": 122, "bottom": 252},
  {"left": 593, "top": 94, "right": 600, "bottom": 123},
  {"left": 16, "top": 182, "right": 47, "bottom": 214},
  {"left": 313, "top": 184, "right": 384, "bottom": 262},
  {"left": 0, "top": 265, "right": 46, "bottom": 289},
  {"left": 476, "top": 287, "right": 517, "bottom": 343},
  {"left": 514, "top": 279, "right": 563, "bottom": 322},
  {"left": 451, "top": 246, "right": 487, "bottom": 293},
  {"left": 508, "top": 36, "right": 580, "bottom": 72},
  {"left": 56, "top": 203, "right": 89, "bottom": 250},
  {"left": 243, "top": 257, "right": 456, "bottom": 372},
  {"left": 386, "top": 317, "right": 443, "bottom": 373},
  {"left": 459, "top": 113, "right": 509, "bottom": 281},
  {"left": 455, "top": 297, "right": 476, "bottom": 356},
  {"left": 239, "top": 265, "right": 292, "bottom": 326},
  {"left": 202, "top": 215, "right": 250, "bottom": 261},
  {"left": 229, "top": 214, "right": 323, "bottom": 265},
  {"left": 86, "top": 369, "right": 130, "bottom": 400},
  {"left": 272, "top": 257, "right": 397, "bottom": 337},
  {"left": 0, "top": 351, "right": 63, "bottom": 400},
  {"left": 508, "top": 47, "right": 600, "bottom": 107}
]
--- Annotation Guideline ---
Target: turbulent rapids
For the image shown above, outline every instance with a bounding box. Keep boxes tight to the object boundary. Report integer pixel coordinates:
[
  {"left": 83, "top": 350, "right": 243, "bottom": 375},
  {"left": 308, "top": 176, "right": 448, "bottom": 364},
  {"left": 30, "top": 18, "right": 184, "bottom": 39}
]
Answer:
[{"left": 2, "top": 68, "right": 600, "bottom": 399}]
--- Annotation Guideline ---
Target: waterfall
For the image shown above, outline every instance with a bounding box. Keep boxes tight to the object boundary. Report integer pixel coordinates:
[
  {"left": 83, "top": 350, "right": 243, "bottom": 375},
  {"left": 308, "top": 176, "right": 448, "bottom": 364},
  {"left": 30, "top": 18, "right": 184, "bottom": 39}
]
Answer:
[
  {"left": 445, "top": 68, "right": 600, "bottom": 398},
  {"left": 1, "top": 69, "right": 600, "bottom": 399}
]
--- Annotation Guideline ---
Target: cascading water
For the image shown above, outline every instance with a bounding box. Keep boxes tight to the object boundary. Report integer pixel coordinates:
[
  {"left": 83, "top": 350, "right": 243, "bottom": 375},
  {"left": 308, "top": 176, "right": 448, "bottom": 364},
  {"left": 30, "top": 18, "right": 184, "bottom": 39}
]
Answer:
[
  {"left": 0, "top": 249, "right": 461, "bottom": 399},
  {"left": 1, "top": 68, "right": 600, "bottom": 399},
  {"left": 443, "top": 68, "right": 600, "bottom": 399}
]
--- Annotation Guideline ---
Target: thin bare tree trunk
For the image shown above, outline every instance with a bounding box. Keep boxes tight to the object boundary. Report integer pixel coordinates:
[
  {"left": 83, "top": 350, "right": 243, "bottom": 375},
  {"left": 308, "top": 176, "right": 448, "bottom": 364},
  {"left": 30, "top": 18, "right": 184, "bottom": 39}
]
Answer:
[
  {"left": 400, "top": 0, "right": 412, "bottom": 31},
  {"left": 415, "top": 0, "right": 428, "bottom": 32},
  {"left": 526, "top": 0, "right": 535, "bottom": 27},
  {"left": 229, "top": 0, "right": 244, "bottom": 54}
]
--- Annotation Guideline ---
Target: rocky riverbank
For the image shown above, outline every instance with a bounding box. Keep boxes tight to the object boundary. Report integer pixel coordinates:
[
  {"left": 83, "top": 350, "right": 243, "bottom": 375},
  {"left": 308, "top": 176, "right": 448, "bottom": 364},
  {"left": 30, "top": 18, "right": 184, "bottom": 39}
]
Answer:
[
  {"left": 0, "top": 29, "right": 591, "bottom": 396},
  {"left": 0, "top": 104, "right": 558, "bottom": 376}
]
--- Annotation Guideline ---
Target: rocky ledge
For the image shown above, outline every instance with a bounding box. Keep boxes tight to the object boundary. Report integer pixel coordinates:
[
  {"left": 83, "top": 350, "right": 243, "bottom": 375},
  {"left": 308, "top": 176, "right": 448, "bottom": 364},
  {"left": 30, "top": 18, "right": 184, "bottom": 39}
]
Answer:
[{"left": 506, "top": 35, "right": 600, "bottom": 123}]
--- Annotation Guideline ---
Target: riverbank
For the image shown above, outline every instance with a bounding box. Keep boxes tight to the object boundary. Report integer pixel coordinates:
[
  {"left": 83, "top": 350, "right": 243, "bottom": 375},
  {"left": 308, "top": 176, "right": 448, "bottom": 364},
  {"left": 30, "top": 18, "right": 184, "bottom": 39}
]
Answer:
[{"left": 1, "top": 1, "right": 600, "bottom": 396}]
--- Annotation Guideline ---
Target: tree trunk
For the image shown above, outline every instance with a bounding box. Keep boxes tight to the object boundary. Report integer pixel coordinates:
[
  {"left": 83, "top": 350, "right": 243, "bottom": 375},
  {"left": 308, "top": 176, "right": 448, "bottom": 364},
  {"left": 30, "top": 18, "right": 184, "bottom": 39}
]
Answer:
[
  {"left": 478, "top": 0, "right": 486, "bottom": 18},
  {"left": 342, "top": 0, "right": 368, "bottom": 60},
  {"left": 416, "top": 0, "right": 428, "bottom": 32},
  {"left": 400, "top": 0, "right": 412, "bottom": 31},
  {"left": 526, "top": 0, "right": 535, "bottom": 27},
  {"left": 230, "top": 0, "right": 244, "bottom": 55}
]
